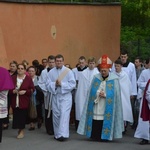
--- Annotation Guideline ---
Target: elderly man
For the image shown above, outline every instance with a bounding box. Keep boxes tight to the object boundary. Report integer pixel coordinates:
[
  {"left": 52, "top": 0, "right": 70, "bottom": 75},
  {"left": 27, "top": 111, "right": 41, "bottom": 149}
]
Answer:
[{"left": 77, "top": 55, "right": 124, "bottom": 142}]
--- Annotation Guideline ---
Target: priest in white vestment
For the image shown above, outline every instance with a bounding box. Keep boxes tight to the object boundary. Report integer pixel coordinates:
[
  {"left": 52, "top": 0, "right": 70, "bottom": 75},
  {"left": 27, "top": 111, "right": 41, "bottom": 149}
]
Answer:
[
  {"left": 114, "top": 59, "right": 133, "bottom": 129},
  {"left": 111, "top": 49, "right": 137, "bottom": 129},
  {"left": 75, "top": 57, "right": 99, "bottom": 124},
  {"left": 134, "top": 62, "right": 150, "bottom": 145},
  {"left": 38, "top": 55, "right": 55, "bottom": 135},
  {"left": 72, "top": 56, "right": 87, "bottom": 129},
  {"left": 46, "top": 54, "right": 76, "bottom": 141}
]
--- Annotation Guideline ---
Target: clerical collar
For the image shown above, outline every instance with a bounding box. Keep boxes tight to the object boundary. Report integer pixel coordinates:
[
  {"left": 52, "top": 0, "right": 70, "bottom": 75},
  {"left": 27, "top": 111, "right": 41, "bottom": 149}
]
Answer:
[
  {"left": 47, "top": 68, "right": 51, "bottom": 72},
  {"left": 102, "top": 75, "right": 109, "bottom": 81},
  {"left": 77, "top": 66, "right": 87, "bottom": 71},
  {"left": 122, "top": 61, "right": 129, "bottom": 67}
]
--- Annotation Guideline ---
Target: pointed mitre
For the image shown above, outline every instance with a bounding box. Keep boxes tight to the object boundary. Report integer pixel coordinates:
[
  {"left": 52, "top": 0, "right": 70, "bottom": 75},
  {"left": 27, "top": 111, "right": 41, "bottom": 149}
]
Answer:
[{"left": 98, "top": 54, "right": 112, "bottom": 69}]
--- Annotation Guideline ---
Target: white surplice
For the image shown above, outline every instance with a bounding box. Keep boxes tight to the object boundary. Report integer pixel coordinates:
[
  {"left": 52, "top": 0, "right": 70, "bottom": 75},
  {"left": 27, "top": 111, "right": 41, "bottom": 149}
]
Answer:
[
  {"left": 46, "top": 66, "right": 76, "bottom": 139},
  {"left": 112, "top": 62, "right": 137, "bottom": 96},
  {"left": 134, "top": 69, "right": 150, "bottom": 140},
  {"left": 121, "top": 62, "right": 137, "bottom": 96},
  {"left": 72, "top": 67, "right": 87, "bottom": 83},
  {"left": 38, "top": 68, "right": 52, "bottom": 110},
  {"left": 75, "top": 67, "right": 99, "bottom": 121},
  {"left": 114, "top": 70, "right": 133, "bottom": 123},
  {"left": 72, "top": 68, "right": 79, "bottom": 81}
]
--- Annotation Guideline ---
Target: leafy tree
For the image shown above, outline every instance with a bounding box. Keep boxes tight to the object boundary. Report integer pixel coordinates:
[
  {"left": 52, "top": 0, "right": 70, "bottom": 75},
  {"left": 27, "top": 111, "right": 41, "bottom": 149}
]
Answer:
[{"left": 121, "top": 0, "right": 150, "bottom": 61}]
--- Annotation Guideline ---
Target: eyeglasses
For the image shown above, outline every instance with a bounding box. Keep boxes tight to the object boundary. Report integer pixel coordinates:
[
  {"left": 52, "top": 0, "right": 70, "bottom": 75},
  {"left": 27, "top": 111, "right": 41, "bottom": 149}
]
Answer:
[{"left": 18, "top": 68, "right": 24, "bottom": 70}]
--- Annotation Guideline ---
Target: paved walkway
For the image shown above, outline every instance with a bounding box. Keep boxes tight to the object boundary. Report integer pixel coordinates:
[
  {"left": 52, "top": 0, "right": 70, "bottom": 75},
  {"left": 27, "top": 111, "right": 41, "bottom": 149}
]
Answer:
[{"left": 0, "top": 124, "right": 149, "bottom": 150}]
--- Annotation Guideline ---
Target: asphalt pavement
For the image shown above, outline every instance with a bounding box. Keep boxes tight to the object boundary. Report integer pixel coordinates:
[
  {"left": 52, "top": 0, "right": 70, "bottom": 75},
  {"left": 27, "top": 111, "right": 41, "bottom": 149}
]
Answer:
[{"left": 0, "top": 123, "right": 149, "bottom": 150}]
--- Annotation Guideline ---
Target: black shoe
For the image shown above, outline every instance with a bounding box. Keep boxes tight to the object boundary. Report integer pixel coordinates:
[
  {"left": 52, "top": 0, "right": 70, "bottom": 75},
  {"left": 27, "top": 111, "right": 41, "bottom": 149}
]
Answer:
[
  {"left": 139, "top": 139, "right": 148, "bottom": 145},
  {"left": 90, "top": 137, "right": 102, "bottom": 142},
  {"left": 47, "top": 131, "right": 54, "bottom": 135},
  {"left": 29, "top": 127, "right": 35, "bottom": 131},
  {"left": 37, "top": 123, "right": 42, "bottom": 129},
  {"left": 101, "top": 139, "right": 109, "bottom": 142},
  {"left": 54, "top": 136, "right": 67, "bottom": 142}
]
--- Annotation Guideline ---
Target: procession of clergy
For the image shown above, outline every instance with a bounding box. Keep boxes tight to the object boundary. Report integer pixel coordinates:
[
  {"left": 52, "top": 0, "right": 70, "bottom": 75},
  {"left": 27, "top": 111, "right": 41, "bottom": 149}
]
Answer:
[{"left": 0, "top": 49, "right": 150, "bottom": 144}]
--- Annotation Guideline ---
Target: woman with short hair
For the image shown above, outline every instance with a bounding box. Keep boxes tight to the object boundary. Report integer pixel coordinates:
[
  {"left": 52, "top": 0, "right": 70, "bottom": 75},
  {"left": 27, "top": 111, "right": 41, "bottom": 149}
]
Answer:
[{"left": 10, "top": 64, "right": 34, "bottom": 139}]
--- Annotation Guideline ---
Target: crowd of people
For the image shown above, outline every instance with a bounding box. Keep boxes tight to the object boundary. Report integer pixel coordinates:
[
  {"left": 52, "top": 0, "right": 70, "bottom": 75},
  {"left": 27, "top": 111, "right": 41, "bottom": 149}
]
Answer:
[{"left": 0, "top": 50, "right": 150, "bottom": 145}]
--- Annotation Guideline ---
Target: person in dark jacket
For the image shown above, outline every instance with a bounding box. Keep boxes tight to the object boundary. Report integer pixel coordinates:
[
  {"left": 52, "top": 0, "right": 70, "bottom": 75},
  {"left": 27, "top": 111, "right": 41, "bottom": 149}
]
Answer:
[{"left": 10, "top": 64, "right": 34, "bottom": 139}]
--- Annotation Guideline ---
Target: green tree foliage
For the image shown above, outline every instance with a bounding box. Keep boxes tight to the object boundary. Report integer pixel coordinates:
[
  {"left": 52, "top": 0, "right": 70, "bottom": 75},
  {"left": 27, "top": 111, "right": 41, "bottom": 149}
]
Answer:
[{"left": 121, "top": 0, "right": 150, "bottom": 61}]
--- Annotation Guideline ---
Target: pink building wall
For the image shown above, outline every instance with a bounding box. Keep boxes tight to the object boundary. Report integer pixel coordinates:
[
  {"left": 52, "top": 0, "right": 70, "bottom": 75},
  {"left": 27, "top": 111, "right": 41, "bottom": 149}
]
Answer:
[{"left": 0, "top": 2, "right": 121, "bottom": 68}]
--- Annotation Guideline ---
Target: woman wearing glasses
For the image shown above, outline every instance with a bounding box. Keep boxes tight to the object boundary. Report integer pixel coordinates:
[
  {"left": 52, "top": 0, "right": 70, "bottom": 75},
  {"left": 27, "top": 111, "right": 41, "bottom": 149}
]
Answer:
[{"left": 9, "top": 63, "right": 34, "bottom": 139}]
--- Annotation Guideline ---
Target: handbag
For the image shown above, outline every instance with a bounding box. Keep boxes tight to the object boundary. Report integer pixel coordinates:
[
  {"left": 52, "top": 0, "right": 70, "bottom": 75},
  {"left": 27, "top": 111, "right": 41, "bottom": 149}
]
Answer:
[{"left": 28, "top": 99, "right": 37, "bottom": 119}]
